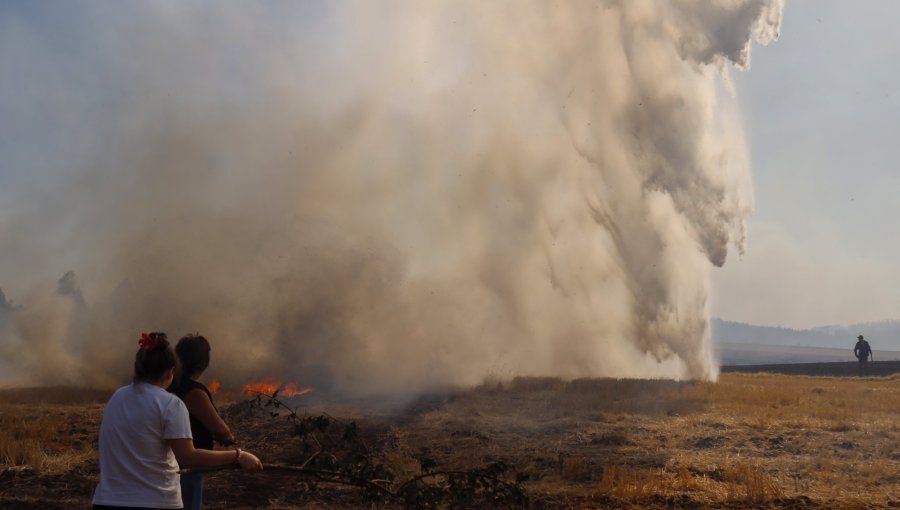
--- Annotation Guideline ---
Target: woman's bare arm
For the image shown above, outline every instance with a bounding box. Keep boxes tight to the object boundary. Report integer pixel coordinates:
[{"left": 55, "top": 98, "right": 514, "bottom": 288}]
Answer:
[
  {"left": 168, "top": 439, "right": 262, "bottom": 470},
  {"left": 183, "top": 388, "right": 234, "bottom": 443}
]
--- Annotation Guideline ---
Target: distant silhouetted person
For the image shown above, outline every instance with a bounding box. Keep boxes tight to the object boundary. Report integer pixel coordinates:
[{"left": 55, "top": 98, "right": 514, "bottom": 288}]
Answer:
[{"left": 853, "top": 335, "right": 872, "bottom": 376}]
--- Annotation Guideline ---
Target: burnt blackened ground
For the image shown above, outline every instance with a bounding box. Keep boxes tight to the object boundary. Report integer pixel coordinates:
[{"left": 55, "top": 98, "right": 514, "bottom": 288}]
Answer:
[{"left": 1, "top": 371, "right": 899, "bottom": 509}]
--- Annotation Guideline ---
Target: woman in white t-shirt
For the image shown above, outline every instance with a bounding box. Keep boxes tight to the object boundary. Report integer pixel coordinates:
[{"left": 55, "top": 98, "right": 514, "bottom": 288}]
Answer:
[{"left": 93, "top": 332, "right": 263, "bottom": 510}]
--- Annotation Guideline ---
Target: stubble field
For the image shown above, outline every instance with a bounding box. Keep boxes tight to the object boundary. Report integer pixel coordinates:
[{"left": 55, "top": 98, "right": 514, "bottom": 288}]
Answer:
[{"left": 1, "top": 372, "right": 898, "bottom": 509}]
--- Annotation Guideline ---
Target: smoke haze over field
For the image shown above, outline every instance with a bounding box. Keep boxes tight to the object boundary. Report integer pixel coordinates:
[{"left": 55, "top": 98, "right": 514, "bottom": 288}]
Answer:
[{"left": 0, "top": 1, "right": 781, "bottom": 392}]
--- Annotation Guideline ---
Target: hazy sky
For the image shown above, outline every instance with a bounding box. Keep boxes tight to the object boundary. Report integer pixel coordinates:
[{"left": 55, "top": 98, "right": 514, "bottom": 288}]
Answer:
[
  {"left": 1, "top": 1, "right": 897, "bottom": 332},
  {"left": 711, "top": 0, "right": 900, "bottom": 328}
]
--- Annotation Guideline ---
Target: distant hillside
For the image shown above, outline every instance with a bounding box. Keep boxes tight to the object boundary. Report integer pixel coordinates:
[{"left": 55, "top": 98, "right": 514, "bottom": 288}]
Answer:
[
  {"left": 716, "top": 342, "right": 900, "bottom": 366},
  {"left": 711, "top": 318, "right": 900, "bottom": 351}
]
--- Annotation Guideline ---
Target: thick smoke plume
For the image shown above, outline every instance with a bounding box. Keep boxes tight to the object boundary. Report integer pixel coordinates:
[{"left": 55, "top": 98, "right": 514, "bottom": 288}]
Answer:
[{"left": 0, "top": 1, "right": 782, "bottom": 392}]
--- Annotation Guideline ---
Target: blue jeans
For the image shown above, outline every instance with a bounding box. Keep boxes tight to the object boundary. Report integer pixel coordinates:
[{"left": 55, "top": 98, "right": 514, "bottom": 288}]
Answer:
[{"left": 180, "top": 470, "right": 205, "bottom": 510}]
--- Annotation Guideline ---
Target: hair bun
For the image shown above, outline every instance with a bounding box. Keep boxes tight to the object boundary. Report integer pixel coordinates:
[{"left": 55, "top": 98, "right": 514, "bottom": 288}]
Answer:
[
  {"left": 134, "top": 331, "right": 176, "bottom": 382},
  {"left": 139, "top": 332, "right": 169, "bottom": 351}
]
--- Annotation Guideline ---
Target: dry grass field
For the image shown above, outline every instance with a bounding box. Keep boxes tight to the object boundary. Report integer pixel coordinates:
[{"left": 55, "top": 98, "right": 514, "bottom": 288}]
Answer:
[{"left": 1, "top": 372, "right": 898, "bottom": 509}]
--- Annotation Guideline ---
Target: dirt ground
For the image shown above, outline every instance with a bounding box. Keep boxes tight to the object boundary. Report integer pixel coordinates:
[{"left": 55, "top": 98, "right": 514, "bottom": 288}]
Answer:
[{"left": 1, "top": 371, "right": 898, "bottom": 509}]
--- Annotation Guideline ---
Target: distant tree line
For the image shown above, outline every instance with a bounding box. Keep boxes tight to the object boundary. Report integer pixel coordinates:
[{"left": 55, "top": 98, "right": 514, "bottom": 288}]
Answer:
[{"left": 0, "top": 287, "right": 23, "bottom": 315}]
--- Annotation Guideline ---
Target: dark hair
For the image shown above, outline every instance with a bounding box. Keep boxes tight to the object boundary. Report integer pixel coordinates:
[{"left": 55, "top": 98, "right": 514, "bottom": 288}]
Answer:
[
  {"left": 175, "top": 334, "right": 211, "bottom": 378},
  {"left": 133, "top": 332, "right": 177, "bottom": 382}
]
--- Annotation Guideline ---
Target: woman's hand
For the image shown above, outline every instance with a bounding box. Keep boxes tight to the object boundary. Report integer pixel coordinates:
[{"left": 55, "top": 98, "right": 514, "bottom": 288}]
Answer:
[{"left": 237, "top": 450, "right": 263, "bottom": 472}]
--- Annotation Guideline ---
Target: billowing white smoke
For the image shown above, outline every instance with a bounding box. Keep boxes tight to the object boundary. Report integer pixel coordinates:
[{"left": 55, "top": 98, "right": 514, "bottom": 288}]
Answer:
[{"left": 0, "top": 1, "right": 781, "bottom": 392}]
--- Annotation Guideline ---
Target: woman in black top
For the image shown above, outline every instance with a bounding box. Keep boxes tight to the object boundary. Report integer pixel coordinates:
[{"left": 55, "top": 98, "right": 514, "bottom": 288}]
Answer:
[{"left": 170, "top": 334, "right": 236, "bottom": 510}]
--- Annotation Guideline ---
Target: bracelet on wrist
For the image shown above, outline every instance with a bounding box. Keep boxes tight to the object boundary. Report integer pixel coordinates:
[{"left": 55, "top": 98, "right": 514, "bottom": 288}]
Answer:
[{"left": 232, "top": 447, "right": 242, "bottom": 464}]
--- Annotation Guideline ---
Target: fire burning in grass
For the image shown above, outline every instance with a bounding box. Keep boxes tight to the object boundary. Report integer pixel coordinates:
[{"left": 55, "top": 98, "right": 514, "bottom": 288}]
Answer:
[
  {"left": 242, "top": 379, "right": 313, "bottom": 398},
  {"left": 208, "top": 379, "right": 221, "bottom": 395}
]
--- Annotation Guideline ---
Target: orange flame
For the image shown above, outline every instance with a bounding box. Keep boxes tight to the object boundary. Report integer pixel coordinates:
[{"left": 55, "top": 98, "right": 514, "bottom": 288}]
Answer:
[
  {"left": 242, "top": 378, "right": 314, "bottom": 397},
  {"left": 208, "top": 379, "right": 221, "bottom": 395}
]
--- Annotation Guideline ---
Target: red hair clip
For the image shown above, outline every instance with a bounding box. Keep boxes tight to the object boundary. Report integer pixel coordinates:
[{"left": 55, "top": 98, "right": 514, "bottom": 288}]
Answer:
[{"left": 138, "top": 332, "right": 158, "bottom": 350}]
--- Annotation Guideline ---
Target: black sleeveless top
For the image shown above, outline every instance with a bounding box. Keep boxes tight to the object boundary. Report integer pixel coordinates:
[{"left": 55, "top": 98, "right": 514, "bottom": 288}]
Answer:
[{"left": 170, "top": 378, "right": 215, "bottom": 450}]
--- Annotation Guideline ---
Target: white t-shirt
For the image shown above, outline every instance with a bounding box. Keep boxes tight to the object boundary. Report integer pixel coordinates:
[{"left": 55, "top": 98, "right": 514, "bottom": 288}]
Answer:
[{"left": 92, "top": 382, "right": 193, "bottom": 509}]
